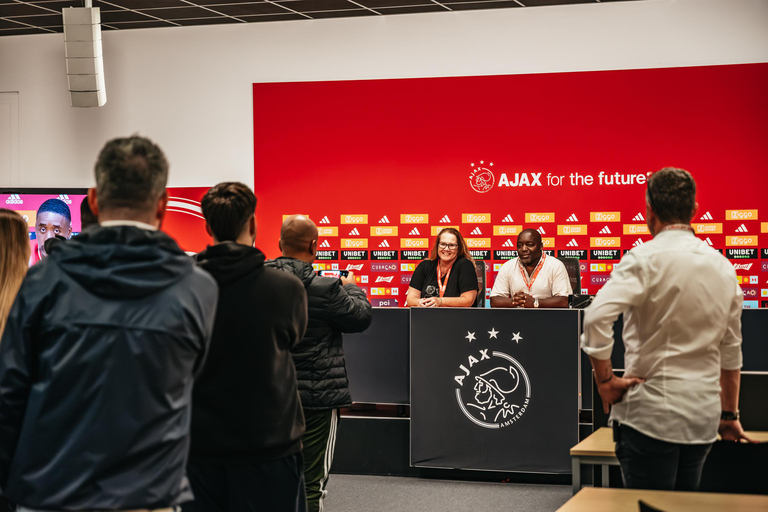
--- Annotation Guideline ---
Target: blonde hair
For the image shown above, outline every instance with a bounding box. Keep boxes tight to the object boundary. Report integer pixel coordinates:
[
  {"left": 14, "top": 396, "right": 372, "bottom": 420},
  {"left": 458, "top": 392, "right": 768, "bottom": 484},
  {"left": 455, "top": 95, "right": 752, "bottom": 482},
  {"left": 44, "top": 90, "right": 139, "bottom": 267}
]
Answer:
[{"left": 0, "top": 209, "right": 30, "bottom": 338}]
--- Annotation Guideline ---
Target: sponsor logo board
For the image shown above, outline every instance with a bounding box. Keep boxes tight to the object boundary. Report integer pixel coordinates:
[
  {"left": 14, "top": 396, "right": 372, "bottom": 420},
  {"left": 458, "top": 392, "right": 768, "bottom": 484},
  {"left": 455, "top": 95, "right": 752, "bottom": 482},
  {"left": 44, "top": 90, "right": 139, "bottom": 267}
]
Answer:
[
  {"left": 622, "top": 224, "right": 650, "bottom": 235},
  {"left": 316, "top": 250, "right": 338, "bottom": 260},
  {"left": 431, "top": 225, "right": 460, "bottom": 236},
  {"left": 370, "top": 226, "right": 398, "bottom": 236},
  {"left": 591, "top": 275, "right": 610, "bottom": 285},
  {"left": 462, "top": 213, "right": 491, "bottom": 223},
  {"left": 590, "top": 212, "right": 621, "bottom": 222},
  {"left": 590, "top": 249, "right": 621, "bottom": 260},
  {"left": 590, "top": 237, "right": 620, "bottom": 247},
  {"left": 467, "top": 238, "right": 491, "bottom": 248},
  {"left": 341, "top": 250, "right": 368, "bottom": 260},
  {"left": 494, "top": 225, "right": 523, "bottom": 236},
  {"left": 494, "top": 250, "right": 518, "bottom": 260},
  {"left": 401, "top": 250, "right": 428, "bottom": 261},
  {"left": 542, "top": 238, "right": 555, "bottom": 247},
  {"left": 370, "top": 263, "right": 398, "bottom": 272},
  {"left": 341, "top": 214, "right": 368, "bottom": 224},
  {"left": 370, "top": 250, "right": 398, "bottom": 261},
  {"left": 318, "top": 227, "right": 338, "bottom": 236},
  {"left": 341, "top": 238, "right": 368, "bottom": 249},
  {"left": 525, "top": 212, "right": 555, "bottom": 223},
  {"left": 557, "top": 225, "right": 588, "bottom": 235},
  {"left": 692, "top": 223, "right": 723, "bottom": 234},
  {"left": 726, "top": 248, "right": 758, "bottom": 259},
  {"left": 470, "top": 250, "right": 491, "bottom": 260},
  {"left": 401, "top": 238, "right": 429, "bottom": 249},
  {"left": 372, "top": 298, "right": 398, "bottom": 307},
  {"left": 401, "top": 214, "right": 429, "bottom": 224},
  {"left": 726, "top": 209, "right": 758, "bottom": 220}
]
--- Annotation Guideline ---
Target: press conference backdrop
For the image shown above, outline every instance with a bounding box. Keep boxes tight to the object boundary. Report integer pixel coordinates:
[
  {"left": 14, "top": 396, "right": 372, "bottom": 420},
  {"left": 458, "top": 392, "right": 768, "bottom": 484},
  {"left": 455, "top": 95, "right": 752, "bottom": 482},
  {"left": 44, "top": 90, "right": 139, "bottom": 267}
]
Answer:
[{"left": 253, "top": 63, "right": 768, "bottom": 308}]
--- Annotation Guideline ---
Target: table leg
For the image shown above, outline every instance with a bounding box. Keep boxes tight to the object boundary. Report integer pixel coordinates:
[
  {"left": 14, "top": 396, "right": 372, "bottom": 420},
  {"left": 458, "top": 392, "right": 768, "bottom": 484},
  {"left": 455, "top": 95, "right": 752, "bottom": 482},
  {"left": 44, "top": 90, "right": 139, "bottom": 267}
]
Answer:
[
  {"left": 572, "top": 457, "right": 581, "bottom": 494},
  {"left": 601, "top": 464, "right": 610, "bottom": 487}
]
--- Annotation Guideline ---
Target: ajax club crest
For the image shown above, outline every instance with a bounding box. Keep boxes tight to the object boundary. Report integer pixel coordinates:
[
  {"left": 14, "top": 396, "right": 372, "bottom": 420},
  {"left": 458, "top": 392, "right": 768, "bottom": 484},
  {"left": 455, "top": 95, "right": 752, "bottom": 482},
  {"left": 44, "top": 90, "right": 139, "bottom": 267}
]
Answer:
[
  {"left": 454, "top": 329, "right": 531, "bottom": 429},
  {"left": 469, "top": 161, "right": 495, "bottom": 194}
]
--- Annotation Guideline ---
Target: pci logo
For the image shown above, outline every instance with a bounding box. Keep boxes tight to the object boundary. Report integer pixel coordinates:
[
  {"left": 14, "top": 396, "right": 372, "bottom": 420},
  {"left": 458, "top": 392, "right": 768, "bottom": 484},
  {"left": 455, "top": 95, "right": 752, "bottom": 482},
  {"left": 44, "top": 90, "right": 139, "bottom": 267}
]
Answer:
[
  {"left": 467, "top": 238, "right": 491, "bottom": 248},
  {"left": 372, "top": 298, "right": 398, "bottom": 307},
  {"left": 590, "top": 237, "right": 620, "bottom": 247},
  {"left": 345, "top": 264, "right": 364, "bottom": 271},
  {"left": 726, "top": 210, "right": 757, "bottom": 220},
  {"left": 401, "top": 263, "right": 416, "bottom": 272},
  {"left": 558, "top": 225, "right": 587, "bottom": 235},
  {"left": 371, "top": 263, "right": 397, "bottom": 272},
  {"left": 341, "top": 239, "right": 368, "bottom": 249},
  {"left": 401, "top": 238, "right": 428, "bottom": 248},
  {"left": 469, "top": 161, "right": 495, "bottom": 193},
  {"left": 341, "top": 214, "right": 368, "bottom": 224},
  {"left": 494, "top": 225, "right": 522, "bottom": 236},
  {"left": 692, "top": 223, "right": 722, "bottom": 234},
  {"left": 525, "top": 212, "right": 554, "bottom": 223},
  {"left": 371, "top": 226, "right": 398, "bottom": 236},
  {"left": 5, "top": 194, "right": 23, "bottom": 205},
  {"left": 401, "top": 214, "right": 429, "bottom": 224},
  {"left": 318, "top": 227, "right": 338, "bottom": 237},
  {"left": 623, "top": 225, "right": 649, "bottom": 235},
  {"left": 727, "top": 236, "right": 757, "bottom": 247},
  {"left": 463, "top": 213, "right": 491, "bottom": 223},
  {"left": 590, "top": 212, "right": 621, "bottom": 222},
  {"left": 376, "top": 276, "right": 395, "bottom": 283}
]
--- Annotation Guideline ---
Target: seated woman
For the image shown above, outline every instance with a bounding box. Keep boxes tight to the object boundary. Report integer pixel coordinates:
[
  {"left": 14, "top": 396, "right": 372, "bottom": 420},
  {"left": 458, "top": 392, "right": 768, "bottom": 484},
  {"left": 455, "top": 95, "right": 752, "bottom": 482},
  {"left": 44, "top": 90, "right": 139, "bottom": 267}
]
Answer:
[{"left": 406, "top": 228, "right": 478, "bottom": 307}]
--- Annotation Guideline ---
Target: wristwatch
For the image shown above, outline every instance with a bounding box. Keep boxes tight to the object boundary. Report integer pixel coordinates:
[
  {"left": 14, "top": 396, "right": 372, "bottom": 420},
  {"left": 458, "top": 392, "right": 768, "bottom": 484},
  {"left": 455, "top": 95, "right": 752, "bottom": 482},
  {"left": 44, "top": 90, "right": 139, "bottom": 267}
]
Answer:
[
  {"left": 533, "top": 298, "right": 539, "bottom": 308},
  {"left": 721, "top": 410, "right": 739, "bottom": 421}
]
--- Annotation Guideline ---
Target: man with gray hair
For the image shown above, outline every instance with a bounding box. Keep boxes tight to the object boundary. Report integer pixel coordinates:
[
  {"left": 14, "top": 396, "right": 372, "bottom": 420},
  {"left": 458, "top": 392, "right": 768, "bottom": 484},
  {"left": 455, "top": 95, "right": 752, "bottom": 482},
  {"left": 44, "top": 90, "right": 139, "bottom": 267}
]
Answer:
[
  {"left": 582, "top": 167, "right": 753, "bottom": 491},
  {"left": 0, "top": 135, "right": 218, "bottom": 511}
]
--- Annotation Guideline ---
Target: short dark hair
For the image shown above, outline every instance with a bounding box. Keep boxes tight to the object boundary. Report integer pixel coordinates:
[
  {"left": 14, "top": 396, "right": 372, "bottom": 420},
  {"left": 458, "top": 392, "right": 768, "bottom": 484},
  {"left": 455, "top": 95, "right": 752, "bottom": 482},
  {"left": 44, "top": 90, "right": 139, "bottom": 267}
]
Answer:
[
  {"left": 201, "top": 182, "right": 257, "bottom": 242},
  {"left": 646, "top": 167, "right": 696, "bottom": 223},
  {"left": 80, "top": 197, "right": 97, "bottom": 229},
  {"left": 94, "top": 135, "right": 169, "bottom": 212},
  {"left": 37, "top": 198, "right": 72, "bottom": 223}
]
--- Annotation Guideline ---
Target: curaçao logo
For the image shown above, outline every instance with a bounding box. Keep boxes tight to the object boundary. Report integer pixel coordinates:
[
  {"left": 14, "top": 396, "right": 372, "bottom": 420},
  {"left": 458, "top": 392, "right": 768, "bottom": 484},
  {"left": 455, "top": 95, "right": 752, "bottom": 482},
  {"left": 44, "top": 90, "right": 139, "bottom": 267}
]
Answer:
[
  {"left": 455, "top": 328, "right": 531, "bottom": 429},
  {"left": 469, "top": 161, "right": 495, "bottom": 194}
]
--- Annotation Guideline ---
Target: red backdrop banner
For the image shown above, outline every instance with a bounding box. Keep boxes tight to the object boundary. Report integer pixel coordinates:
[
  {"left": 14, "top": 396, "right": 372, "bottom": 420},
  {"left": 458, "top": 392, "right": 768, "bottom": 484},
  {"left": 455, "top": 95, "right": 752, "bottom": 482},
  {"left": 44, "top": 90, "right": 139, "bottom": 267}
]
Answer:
[{"left": 253, "top": 63, "right": 768, "bottom": 307}]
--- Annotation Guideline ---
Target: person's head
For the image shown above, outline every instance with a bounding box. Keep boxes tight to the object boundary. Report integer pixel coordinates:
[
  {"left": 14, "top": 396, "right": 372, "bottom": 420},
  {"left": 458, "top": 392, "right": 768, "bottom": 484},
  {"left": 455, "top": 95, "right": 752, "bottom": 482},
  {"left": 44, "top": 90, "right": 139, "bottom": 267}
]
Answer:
[
  {"left": 645, "top": 167, "right": 698, "bottom": 234},
  {"left": 430, "top": 228, "right": 471, "bottom": 264},
  {"left": 88, "top": 135, "right": 169, "bottom": 227},
  {"left": 0, "top": 209, "right": 30, "bottom": 336},
  {"left": 279, "top": 215, "right": 318, "bottom": 263},
  {"left": 35, "top": 198, "right": 72, "bottom": 259},
  {"left": 516, "top": 228, "right": 543, "bottom": 267},
  {"left": 200, "top": 182, "right": 257, "bottom": 246},
  {"left": 80, "top": 196, "right": 98, "bottom": 229}
]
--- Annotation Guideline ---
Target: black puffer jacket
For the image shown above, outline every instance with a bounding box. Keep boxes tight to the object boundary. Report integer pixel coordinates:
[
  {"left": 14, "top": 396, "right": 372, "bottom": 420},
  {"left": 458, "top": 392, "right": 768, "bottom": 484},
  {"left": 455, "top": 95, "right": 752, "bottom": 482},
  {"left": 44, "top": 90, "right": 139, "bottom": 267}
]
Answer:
[
  {"left": 266, "top": 257, "right": 372, "bottom": 409},
  {"left": 0, "top": 226, "right": 217, "bottom": 510}
]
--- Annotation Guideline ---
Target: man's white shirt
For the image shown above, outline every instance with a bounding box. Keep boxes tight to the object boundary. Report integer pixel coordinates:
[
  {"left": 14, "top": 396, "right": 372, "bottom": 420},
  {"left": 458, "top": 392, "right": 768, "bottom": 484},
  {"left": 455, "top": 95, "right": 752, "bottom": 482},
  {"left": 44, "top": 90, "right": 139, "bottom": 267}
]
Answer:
[
  {"left": 490, "top": 254, "right": 573, "bottom": 300},
  {"left": 581, "top": 229, "right": 743, "bottom": 444}
]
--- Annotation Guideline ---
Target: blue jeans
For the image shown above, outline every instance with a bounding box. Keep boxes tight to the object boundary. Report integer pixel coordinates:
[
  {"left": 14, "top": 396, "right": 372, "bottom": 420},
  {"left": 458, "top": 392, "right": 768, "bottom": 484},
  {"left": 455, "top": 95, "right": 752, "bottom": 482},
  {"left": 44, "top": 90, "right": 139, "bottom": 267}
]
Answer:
[{"left": 613, "top": 423, "right": 712, "bottom": 491}]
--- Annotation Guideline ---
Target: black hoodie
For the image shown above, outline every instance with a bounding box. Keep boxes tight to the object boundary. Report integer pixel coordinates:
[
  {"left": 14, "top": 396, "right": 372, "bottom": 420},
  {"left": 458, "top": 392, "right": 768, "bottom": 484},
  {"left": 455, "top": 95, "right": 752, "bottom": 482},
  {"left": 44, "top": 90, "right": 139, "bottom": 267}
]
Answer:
[
  {"left": 191, "top": 243, "right": 307, "bottom": 463},
  {"left": 0, "top": 225, "right": 218, "bottom": 511}
]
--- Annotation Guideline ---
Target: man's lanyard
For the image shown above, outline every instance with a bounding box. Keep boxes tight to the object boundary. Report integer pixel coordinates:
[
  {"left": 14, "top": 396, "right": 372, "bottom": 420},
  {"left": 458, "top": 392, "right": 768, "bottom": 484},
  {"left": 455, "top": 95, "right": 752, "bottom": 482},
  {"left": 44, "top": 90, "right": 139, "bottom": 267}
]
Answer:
[
  {"left": 518, "top": 253, "right": 546, "bottom": 293},
  {"left": 437, "top": 262, "right": 453, "bottom": 298}
]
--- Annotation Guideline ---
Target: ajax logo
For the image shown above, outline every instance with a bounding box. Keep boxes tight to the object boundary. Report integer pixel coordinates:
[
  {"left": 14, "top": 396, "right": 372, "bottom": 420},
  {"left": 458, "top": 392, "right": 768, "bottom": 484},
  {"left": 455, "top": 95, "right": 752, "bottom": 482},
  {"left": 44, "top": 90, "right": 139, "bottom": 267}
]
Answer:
[
  {"left": 454, "top": 329, "right": 531, "bottom": 429},
  {"left": 469, "top": 161, "right": 495, "bottom": 194}
]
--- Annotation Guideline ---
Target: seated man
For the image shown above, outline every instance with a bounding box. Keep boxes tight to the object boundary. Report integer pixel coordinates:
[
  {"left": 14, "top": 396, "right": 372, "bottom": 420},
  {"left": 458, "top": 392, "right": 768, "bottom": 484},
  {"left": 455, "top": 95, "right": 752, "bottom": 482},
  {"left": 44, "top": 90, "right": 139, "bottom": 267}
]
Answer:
[{"left": 490, "top": 228, "right": 572, "bottom": 308}]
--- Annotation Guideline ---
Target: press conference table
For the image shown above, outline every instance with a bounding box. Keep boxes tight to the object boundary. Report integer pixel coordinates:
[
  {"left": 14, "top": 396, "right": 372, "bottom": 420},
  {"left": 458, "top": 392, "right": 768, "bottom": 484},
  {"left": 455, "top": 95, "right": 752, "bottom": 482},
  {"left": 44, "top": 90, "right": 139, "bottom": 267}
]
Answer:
[{"left": 557, "top": 487, "right": 768, "bottom": 512}]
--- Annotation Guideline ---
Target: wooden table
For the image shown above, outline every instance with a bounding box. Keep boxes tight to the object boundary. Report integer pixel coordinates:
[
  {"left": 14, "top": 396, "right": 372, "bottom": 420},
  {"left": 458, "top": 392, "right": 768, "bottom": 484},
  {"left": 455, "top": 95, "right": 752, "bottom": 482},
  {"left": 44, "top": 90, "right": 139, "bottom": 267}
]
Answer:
[
  {"left": 557, "top": 486, "right": 768, "bottom": 511},
  {"left": 569, "top": 428, "right": 768, "bottom": 494}
]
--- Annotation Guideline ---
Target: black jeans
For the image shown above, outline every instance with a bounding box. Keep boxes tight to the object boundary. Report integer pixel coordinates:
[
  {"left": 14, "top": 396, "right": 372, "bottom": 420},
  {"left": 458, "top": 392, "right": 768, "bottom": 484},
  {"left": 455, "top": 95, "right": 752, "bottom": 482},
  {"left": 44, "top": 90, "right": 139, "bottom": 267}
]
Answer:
[
  {"left": 183, "top": 453, "right": 307, "bottom": 512},
  {"left": 613, "top": 423, "right": 712, "bottom": 491}
]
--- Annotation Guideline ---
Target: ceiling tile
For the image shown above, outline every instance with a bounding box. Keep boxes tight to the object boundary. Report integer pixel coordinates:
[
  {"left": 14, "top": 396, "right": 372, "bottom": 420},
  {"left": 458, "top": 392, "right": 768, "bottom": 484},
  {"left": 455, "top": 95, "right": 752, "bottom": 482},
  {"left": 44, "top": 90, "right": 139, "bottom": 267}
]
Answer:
[{"left": 204, "top": 3, "right": 289, "bottom": 16}]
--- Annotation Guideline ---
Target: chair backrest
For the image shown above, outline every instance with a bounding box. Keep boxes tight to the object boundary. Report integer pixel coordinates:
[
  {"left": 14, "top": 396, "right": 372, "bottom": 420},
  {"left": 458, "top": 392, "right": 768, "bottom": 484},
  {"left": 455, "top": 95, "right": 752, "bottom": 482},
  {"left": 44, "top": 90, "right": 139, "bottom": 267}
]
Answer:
[
  {"left": 474, "top": 260, "right": 486, "bottom": 308},
  {"left": 557, "top": 257, "right": 581, "bottom": 294}
]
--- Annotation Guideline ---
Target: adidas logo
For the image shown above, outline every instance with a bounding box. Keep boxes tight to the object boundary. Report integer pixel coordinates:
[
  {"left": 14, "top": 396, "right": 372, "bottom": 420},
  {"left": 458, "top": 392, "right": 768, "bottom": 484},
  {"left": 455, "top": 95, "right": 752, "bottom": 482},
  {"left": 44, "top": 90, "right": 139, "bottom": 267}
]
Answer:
[
  {"left": 57, "top": 194, "right": 72, "bottom": 204},
  {"left": 319, "top": 216, "right": 330, "bottom": 224},
  {"left": 439, "top": 215, "right": 451, "bottom": 223},
  {"left": 567, "top": 239, "right": 578, "bottom": 247},
  {"left": 346, "top": 264, "right": 363, "bottom": 271},
  {"left": 502, "top": 214, "right": 514, "bottom": 223},
  {"left": 5, "top": 194, "right": 22, "bottom": 205},
  {"left": 379, "top": 240, "right": 390, "bottom": 248},
  {"left": 736, "top": 224, "right": 748, "bottom": 233},
  {"left": 379, "top": 215, "right": 390, "bottom": 224},
  {"left": 705, "top": 237, "right": 713, "bottom": 246},
  {"left": 319, "top": 240, "right": 330, "bottom": 248},
  {"left": 470, "top": 227, "right": 482, "bottom": 235},
  {"left": 348, "top": 228, "right": 360, "bottom": 236},
  {"left": 632, "top": 238, "right": 644, "bottom": 247},
  {"left": 502, "top": 239, "right": 514, "bottom": 248},
  {"left": 566, "top": 214, "right": 578, "bottom": 222},
  {"left": 632, "top": 213, "right": 644, "bottom": 221},
  {"left": 375, "top": 276, "right": 394, "bottom": 283},
  {"left": 700, "top": 211, "right": 713, "bottom": 220},
  {"left": 409, "top": 227, "right": 420, "bottom": 236},
  {"left": 536, "top": 226, "right": 546, "bottom": 235},
  {"left": 599, "top": 226, "right": 612, "bottom": 234}
]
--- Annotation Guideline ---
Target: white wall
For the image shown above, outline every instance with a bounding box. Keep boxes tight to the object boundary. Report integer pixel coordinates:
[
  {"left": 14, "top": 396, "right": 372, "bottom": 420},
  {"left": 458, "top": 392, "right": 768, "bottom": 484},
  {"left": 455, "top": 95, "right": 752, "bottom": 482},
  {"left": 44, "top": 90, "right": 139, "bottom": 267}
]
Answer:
[{"left": 1, "top": 0, "right": 767, "bottom": 189}]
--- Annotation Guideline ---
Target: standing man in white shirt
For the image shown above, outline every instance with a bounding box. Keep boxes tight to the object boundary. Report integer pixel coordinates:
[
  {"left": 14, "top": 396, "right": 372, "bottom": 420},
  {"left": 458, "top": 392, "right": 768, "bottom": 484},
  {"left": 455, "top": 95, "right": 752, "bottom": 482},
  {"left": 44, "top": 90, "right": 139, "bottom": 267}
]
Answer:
[
  {"left": 490, "top": 229, "right": 572, "bottom": 308},
  {"left": 581, "top": 167, "right": 754, "bottom": 491}
]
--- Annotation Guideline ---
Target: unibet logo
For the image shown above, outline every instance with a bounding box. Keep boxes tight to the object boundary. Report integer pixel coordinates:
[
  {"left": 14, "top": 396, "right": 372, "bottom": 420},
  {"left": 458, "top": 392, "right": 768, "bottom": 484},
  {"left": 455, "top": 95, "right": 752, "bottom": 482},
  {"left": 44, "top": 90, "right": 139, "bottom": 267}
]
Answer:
[
  {"left": 401, "top": 214, "right": 429, "bottom": 224},
  {"left": 463, "top": 213, "right": 491, "bottom": 224},
  {"left": 525, "top": 212, "right": 554, "bottom": 223},
  {"left": 726, "top": 210, "right": 757, "bottom": 220},
  {"left": 590, "top": 212, "right": 621, "bottom": 222},
  {"left": 371, "top": 226, "right": 398, "bottom": 236},
  {"left": 341, "top": 215, "right": 368, "bottom": 224},
  {"left": 342, "top": 239, "right": 368, "bottom": 248},
  {"left": 590, "top": 237, "right": 620, "bottom": 247}
]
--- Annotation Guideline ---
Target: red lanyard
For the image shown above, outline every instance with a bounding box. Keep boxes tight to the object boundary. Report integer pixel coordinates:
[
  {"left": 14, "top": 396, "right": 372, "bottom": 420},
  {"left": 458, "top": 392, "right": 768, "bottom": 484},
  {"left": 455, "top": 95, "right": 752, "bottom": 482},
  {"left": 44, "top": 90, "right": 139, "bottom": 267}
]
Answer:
[
  {"left": 518, "top": 253, "right": 546, "bottom": 293},
  {"left": 436, "top": 262, "right": 453, "bottom": 298}
]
